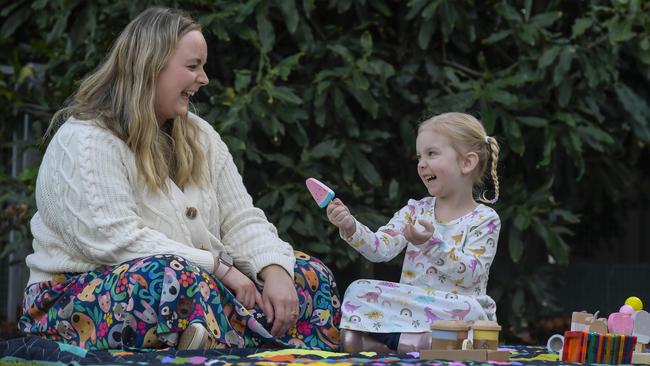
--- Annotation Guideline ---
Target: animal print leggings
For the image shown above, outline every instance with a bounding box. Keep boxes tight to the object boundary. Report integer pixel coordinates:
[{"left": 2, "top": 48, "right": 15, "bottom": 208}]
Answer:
[{"left": 19, "top": 251, "right": 341, "bottom": 350}]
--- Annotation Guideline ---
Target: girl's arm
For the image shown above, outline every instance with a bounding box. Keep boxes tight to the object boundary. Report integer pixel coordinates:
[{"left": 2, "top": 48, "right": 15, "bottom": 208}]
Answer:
[
  {"left": 340, "top": 199, "right": 423, "bottom": 263},
  {"left": 416, "top": 209, "right": 500, "bottom": 288}
]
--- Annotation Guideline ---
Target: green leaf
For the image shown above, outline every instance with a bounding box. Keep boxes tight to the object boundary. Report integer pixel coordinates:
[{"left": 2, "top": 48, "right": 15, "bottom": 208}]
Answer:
[
  {"left": 349, "top": 147, "right": 381, "bottom": 186},
  {"left": 557, "top": 79, "right": 572, "bottom": 107},
  {"left": 266, "top": 85, "right": 303, "bottom": 104},
  {"left": 517, "top": 117, "right": 547, "bottom": 127},
  {"left": 273, "top": 52, "right": 303, "bottom": 80},
  {"left": 552, "top": 47, "right": 574, "bottom": 86},
  {"left": 496, "top": 3, "right": 522, "bottom": 23},
  {"left": 530, "top": 11, "right": 562, "bottom": 28},
  {"left": 256, "top": 5, "right": 275, "bottom": 53},
  {"left": 418, "top": 19, "right": 435, "bottom": 50},
  {"left": 256, "top": 190, "right": 279, "bottom": 209},
  {"left": 538, "top": 45, "right": 561, "bottom": 69},
  {"left": 302, "top": 0, "right": 315, "bottom": 18},
  {"left": 508, "top": 226, "right": 524, "bottom": 262},
  {"left": 327, "top": 44, "right": 354, "bottom": 64},
  {"left": 277, "top": 0, "right": 299, "bottom": 33},
  {"left": 1, "top": 5, "right": 30, "bottom": 39},
  {"left": 310, "top": 140, "right": 342, "bottom": 159},
  {"left": 360, "top": 31, "right": 373, "bottom": 55},
  {"left": 234, "top": 70, "right": 252, "bottom": 92},
  {"left": 421, "top": 0, "right": 443, "bottom": 19},
  {"left": 607, "top": 15, "right": 636, "bottom": 44},
  {"left": 405, "top": 0, "right": 429, "bottom": 20},
  {"left": 571, "top": 17, "right": 593, "bottom": 38},
  {"left": 483, "top": 30, "right": 511, "bottom": 45},
  {"left": 615, "top": 85, "right": 650, "bottom": 142},
  {"left": 538, "top": 131, "right": 556, "bottom": 167},
  {"left": 490, "top": 89, "right": 518, "bottom": 106},
  {"left": 1, "top": 1, "right": 23, "bottom": 16},
  {"left": 369, "top": 0, "right": 393, "bottom": 17}
]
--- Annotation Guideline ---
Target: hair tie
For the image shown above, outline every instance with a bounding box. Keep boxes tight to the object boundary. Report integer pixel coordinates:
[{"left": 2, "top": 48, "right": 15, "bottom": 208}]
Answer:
[{"left": 484, "top": 135, "right": 490, "bottom": 144}]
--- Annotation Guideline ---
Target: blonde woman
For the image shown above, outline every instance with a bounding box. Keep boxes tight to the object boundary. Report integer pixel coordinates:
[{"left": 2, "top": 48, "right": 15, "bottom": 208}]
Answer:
[
  {"left": 19, "top": 7, "right": 340, "bottom": 351},
  {"left": 326, "top": 113, "right": 501, "bottom": 353}
]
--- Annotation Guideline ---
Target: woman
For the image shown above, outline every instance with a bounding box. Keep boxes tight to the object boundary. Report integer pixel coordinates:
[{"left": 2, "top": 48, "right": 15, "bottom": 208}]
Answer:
[{"left": 19, "top": 7, "right": 340, "bottom": 351}]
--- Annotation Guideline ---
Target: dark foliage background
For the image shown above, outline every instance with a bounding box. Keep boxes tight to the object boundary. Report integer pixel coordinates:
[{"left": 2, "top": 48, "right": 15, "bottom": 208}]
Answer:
[{"left": 1, "top": 0, "right": 649, "bottom": 342}]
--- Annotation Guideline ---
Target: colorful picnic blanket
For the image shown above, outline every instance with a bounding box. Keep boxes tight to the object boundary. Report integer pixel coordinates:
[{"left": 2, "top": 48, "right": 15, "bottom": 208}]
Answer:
[{"left": 0, "top": 335, "right": 573, "bottom": 365}]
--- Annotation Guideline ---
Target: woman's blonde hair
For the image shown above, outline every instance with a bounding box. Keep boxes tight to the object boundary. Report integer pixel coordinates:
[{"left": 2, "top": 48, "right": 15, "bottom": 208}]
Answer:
[
  {"left": 418, "top": 112, "right": 500, "bottom": 204},
  {"left": 48, "top": 7, "right": 206, "bottom": 191}
]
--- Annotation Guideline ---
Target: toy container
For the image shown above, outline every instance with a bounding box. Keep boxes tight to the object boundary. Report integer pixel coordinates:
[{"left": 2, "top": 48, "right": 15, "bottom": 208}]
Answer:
[
  {"left": 472, "top": 320, "right": 501, "bottom": 350},
  {"left": 430, "top": 320, "right": 470, "bottom": 350}
]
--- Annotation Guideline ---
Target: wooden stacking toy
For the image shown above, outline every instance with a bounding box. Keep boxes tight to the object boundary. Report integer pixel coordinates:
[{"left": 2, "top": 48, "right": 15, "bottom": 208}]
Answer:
[
  {"left": 430, "top": 320, "right": 470, "bottom": 350},
  {"left": 562, "top": 331, "right": 636, "bottom": 364},
  {"left": 471, "top": 320, "right": 501, "bottom": 350}
]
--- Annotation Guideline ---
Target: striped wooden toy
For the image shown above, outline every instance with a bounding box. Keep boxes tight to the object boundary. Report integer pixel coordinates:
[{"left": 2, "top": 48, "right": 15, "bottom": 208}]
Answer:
[{"left": 562, "top": 331, "right": 636, "bottom": 364}]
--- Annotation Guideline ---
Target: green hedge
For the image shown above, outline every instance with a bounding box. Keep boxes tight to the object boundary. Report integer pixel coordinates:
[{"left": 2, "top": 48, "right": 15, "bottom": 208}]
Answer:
[{"left": 1, "top": 0, "right": 649, "bottom": 340}]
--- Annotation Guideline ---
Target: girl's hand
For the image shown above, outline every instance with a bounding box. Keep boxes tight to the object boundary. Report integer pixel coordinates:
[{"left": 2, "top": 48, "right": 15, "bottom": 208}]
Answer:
[
  {"left": 220, "top": 266, "right": 263, "bottom": 310},
  {"left": 404, "top": 219, "right": 435, "bottom": 245},
  {"left": 326, "top": 198, "right": 355, "bottom": 238},
  {"left": 258, "top": 265, "right": 299, "bottom": 337}
]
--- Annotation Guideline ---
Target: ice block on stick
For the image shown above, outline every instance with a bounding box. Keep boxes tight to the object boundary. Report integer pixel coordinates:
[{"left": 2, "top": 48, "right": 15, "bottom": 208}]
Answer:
[{"left": 306, "top": 178, "right": 335, "bottom": 208}]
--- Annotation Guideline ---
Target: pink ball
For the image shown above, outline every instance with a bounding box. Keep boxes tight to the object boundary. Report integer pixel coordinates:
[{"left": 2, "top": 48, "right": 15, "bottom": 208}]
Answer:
[{"left": 620, "top": 304, "right": 634, "bottom": 315}]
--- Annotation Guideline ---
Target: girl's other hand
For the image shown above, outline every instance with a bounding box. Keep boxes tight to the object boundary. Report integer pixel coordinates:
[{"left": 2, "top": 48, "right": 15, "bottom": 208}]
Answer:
[
  {"left": 404, "top": 219, "right": 435, "bottom": 245},
  {"left": 326, "top": 198, "right": 355, "bottom": 238}
]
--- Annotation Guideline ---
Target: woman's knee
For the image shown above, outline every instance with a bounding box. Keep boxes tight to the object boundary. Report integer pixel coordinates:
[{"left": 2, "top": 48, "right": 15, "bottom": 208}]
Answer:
[{"left": 293, "top": 251, "right": 335, "bottom": 277}]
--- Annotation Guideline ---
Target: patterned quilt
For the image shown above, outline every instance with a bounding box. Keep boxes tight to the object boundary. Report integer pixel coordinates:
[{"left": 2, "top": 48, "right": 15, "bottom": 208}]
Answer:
[{"left": 0, "top": 336, "right": 606, "bottom": 365}]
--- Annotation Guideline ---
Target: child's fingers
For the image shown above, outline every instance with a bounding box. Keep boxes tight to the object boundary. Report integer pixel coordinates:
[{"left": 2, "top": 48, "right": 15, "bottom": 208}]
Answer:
[
  {"left": 327, "top": 199, "right": 346, "bottom": 216},
  {"left": 418, "top": 219, "right": 435, "bottom": 234},
  {"left": 333, "top": 210, "right": 350, "bottom": 225},
  {"left": 405, "top": 222, "right": 432, "bottom": 244}
]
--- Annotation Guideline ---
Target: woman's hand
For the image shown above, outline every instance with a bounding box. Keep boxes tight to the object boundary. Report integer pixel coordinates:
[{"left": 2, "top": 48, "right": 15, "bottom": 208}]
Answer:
[
  {"left": 258, "top": 265, "right": 299, "bottom": 337},
  {"left": 326, "top": 198, "right": 356, "bottom": 238},
  {"left": 220, "top": 266, "right": 263, "bottom": 310},
  {"left": 404, "top": 219, "right": 435, "bottom": 245}
]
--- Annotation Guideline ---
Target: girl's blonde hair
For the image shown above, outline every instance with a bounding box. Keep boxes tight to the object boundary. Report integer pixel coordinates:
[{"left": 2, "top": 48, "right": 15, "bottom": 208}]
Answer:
[
  {"left": 418, "top": 112, "right": 500, "bottom": 204},
  {"left": 47, "top": 7, "right": 206, "bottom": 192}
]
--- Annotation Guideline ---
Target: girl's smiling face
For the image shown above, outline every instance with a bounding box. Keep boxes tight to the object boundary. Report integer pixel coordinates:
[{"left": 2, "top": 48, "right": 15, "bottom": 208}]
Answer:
[
  {"left": 416, "top": 130, "right": 467, "bottom": 198},
  {"left": 154, "top": 30, "right": 209, "bottom": 125}
]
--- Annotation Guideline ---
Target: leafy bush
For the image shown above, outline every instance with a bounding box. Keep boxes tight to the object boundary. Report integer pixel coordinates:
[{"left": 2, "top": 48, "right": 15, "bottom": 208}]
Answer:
[{"left": 1, "top": 0, "right": 649, "bottom": 340}]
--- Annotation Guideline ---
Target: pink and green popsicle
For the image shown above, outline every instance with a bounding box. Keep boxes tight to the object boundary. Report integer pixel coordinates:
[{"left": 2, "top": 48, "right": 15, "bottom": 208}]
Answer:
[{"left": 306, "top": 178, "right": 335, "bottom": 208}]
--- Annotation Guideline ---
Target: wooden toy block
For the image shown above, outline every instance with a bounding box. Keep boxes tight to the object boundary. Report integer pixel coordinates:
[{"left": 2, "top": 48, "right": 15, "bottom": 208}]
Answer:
[
  {"left": 635, "top": 343, "right": 647, "bottom": 353},
  {"left": 430, "top": 320, "right": 469, "bottom": 350},
  {"left": 632, "top": 352, "right": 650, "bottom": 364},
  {"left": 633, "top": 310, "right": 650, "bottom": 345},
  {"left": 472, "top": 320, "right": 502, "bottom": 350},
  {"left": 486, "top": 350, "right": 511, "bottom": 361},
  {"left": 420, "top": 349, "right": 510, "bottom": 362},
  {"left": 571, "top": 312, "right": 595, "bottom": 332},
  {"left": 585, "top": 318, "right": 608, "bottom": 334}
]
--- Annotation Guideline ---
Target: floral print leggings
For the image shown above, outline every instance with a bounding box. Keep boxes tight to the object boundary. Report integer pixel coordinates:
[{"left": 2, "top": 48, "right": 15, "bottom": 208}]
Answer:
[{"left": 19, "top": 251, "right": 341, "bottom": 351}]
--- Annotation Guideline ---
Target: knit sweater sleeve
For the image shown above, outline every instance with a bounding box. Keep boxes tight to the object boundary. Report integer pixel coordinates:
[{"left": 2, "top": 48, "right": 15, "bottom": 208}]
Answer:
[
  {"left": 37, "top": 122, "right": 214, "bottom": 272},
  {"left": 200, "top": 120, "right": 295, "bottom": 282}
]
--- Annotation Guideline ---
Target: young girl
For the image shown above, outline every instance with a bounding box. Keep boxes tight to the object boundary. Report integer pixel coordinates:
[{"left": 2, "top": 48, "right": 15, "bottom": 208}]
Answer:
[{"left": 326, "top": 112, "right": 501, "bottom": 353}]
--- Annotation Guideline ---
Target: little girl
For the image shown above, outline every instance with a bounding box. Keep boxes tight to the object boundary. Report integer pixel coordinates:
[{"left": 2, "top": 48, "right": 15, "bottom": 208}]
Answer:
[{"left": 326, "top": 112, "right": 501, "bottom": 353}]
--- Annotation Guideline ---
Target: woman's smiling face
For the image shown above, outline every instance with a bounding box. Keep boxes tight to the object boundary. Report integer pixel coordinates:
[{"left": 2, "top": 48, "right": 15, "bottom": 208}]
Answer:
[{"left": 154, "top": 30, "right": 209, "bottom": 125}]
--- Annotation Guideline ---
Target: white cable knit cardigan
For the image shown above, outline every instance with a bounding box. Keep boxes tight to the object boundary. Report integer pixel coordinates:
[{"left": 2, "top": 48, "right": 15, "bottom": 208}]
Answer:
[{"left": 26, "top": 113, "right": 295, "bottom": 285}]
